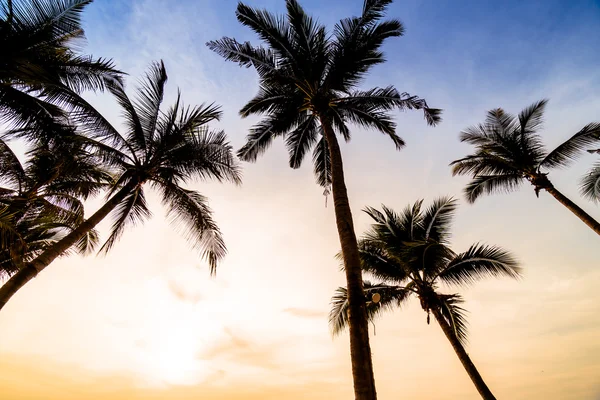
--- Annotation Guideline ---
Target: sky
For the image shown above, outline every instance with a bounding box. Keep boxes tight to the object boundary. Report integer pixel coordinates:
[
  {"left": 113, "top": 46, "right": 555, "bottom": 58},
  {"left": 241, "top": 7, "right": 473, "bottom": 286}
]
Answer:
[{"left": 2, "top": 0, "right": 600, "bottom": 399}]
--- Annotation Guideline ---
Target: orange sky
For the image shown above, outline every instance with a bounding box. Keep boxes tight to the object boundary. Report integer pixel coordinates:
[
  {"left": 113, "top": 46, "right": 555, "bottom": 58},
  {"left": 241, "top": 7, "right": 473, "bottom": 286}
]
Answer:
[{"left": 2, "top": 0, "right": 600, "bottom": 399}]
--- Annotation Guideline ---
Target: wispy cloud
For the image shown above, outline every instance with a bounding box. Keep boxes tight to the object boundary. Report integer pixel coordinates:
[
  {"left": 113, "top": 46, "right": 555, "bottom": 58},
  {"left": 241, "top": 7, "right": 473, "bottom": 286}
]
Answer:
[{"left": 283, "top": 307, "right": 328, "bottom": 319}]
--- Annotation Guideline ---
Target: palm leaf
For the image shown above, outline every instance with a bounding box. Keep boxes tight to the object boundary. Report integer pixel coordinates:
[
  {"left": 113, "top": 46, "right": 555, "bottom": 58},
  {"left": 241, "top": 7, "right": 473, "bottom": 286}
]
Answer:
[
  {"left": 98, "top": 187, "right": 151, "bottom": 254},
  {"left": 421, "top": 196, "right": 457, "bottom": 243},
  {"left": 437, "top": 293, "right": 469, "bottom": 346},
  {"left": 518, "top": 99, "right": 547, "bottom": 134},
  {"left": 540, "top": 122, "right": 600, "bottom": 169},
  {"left": 580, "top": 162, "right": 600, "bottom": 202},
  {"left": 157, "top": 182, "right": 226, "bottom": 274},
  {"left": 135, "top": 60, "right": 168, "bottom": 147},
  {"left": 463, "top": 174, "right": 523, "bottom": 204},
  {"left": 312, "top": 134, "right": 331, "bottom": 194},
  {"left": 356, "top": 238, "right": 410, "bottom": 283},
  {"left": 437, "top": 243, "right": 520, "bottom": 286},
  {"left": 329, "top": 280, "right": 412, "bottom": 336},
  {"left": 286, "top": 114, "right": 318, "bottom": 168}
]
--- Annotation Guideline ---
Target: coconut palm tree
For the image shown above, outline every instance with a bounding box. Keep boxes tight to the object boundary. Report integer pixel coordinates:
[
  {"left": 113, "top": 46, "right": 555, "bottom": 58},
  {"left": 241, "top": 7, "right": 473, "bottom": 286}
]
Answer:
[
  {"left": 1, "top": 0, "right": 123, "bottom": 141},
  {"left": 0, "top": 60, "right": 241, "bottom": 311},
  {"left": 0, "top": 133, "right": 110, "bottom": 277},
  {"left": 450, "top": 99, "right": 600, "bottom": 235},
  {"left": 207, "top": 2, "right": 440, "bottom": 397},
  {"left": 329, "top": 198, "right": 520, "bottom": 400}
]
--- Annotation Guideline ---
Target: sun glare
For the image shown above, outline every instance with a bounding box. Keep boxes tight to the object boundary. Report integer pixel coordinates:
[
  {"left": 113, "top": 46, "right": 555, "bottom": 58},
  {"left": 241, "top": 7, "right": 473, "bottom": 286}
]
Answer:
[{"left": 129, "top": 278, "right": 222, "bottom": 387}]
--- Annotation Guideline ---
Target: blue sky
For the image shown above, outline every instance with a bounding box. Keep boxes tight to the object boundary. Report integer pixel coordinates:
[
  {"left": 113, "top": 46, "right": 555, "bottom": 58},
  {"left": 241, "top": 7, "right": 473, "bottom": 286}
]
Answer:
[{"left": 2, "top": 1, "right": 600, "bottom": 399}]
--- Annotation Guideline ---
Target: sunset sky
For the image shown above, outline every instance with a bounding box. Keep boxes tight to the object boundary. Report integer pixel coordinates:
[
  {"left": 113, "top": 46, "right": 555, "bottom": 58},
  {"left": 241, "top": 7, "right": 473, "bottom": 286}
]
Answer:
[{"left": 2, "top": 0, "right": 600, "bottom": 399}]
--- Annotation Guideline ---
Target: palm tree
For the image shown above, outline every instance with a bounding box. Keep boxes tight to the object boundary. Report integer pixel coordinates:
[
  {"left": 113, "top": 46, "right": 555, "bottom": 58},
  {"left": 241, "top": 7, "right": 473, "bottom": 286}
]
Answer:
[
  {"left": 1, "top": 0, "right": 123, "bottom": 141},
  {"left": 0, "top": 60, "right": 241, "bottom": 311},
  {"left": 207, "top": 2, "right": 440, "bottom": 397},
  {"left": 450, "top": 99, "right": 600, "bottom": 235},
  {"left": 329, "top": 198, "right": 520, "bottom": 400},
  {"left": 0, "top": 133, "right": 110, "bottom": 277}
]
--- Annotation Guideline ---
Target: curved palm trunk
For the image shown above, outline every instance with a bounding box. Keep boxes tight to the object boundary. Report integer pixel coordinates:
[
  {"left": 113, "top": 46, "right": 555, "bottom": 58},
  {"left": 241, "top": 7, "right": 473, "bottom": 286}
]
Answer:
[
  {"left": 320, "top": 117, "right": 377, "bottom": 400},
  {"left": 0, "top": 183, "right": 136, "bottom": 311},
  {"left": 544, "top": 185, "right": 600, "bottom": 235},
  {"left": 431, "top": 308, "right": 496, "bottom": 400}
]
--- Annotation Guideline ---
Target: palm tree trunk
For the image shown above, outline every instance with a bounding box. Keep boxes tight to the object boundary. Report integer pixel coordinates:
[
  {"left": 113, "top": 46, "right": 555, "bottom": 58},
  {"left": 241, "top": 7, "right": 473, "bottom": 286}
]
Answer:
[
  {"left": 0, "top": 183, "right": 136, "bottom": 311},
  {"left": 545, "top": 185, "right": 600, "bottom": 235},
  {"left": 431, "top": 308, "right": 496, "bottom": 400},
  {"left": 320, "top": 117, "right": 377, "bottom": 400}
]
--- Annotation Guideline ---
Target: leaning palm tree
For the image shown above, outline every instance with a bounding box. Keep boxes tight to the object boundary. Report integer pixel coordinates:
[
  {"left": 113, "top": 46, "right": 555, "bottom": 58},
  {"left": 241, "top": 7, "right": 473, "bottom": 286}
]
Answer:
[
  {"left": 207, "top": 2, "right": 440, "bottom": 397},
  {"left": 330, "top": 198, "right": 520, "bottom": 400},
  {"left": 0, "top": 0, "right": 123, "bottom": 141},
  {"left": 450, "top": 99, "right": 600, "bottom": 235},
  {"left": 0, "top": 134, "right": 109, "bottom": 276},
  {"left": 0, "top": 60, "right": 241, "bottom": 310}
]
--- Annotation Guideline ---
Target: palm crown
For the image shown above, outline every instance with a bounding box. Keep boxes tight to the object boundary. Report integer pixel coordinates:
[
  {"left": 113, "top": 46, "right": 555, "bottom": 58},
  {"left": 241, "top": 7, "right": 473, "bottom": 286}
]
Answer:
[
  {"left": 329, "top": 197, "right": 520, "bottom": 343},
  {"left": 0, "top": 133, "right": 110, "bottom": 276},
  {"left": 0, "top": 0, "right": 123, "bottom": 140},
  {"left": 450, "top": 99, "right": 600, "bottom": 202},
  {"left": 85, "top": 61, "right": 241, "bottom": 271},
  {"left": 208, "top": 0, "right": 441, "bottom": 193}
]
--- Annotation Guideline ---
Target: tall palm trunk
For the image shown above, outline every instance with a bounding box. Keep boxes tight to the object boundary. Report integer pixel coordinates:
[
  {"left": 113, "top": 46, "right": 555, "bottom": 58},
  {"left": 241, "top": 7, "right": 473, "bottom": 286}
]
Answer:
[
  {"left": 320, "top": 117, "right": 377, "bottom": 400},
  {"left": 431, "top": 308, "right": 496, "bottom": 400},
  {"left": 544, "top": 185, "right": 600, "bottom": 235},
  {"left": 0, "top": 182, "right": 136, "bottom": 311}
]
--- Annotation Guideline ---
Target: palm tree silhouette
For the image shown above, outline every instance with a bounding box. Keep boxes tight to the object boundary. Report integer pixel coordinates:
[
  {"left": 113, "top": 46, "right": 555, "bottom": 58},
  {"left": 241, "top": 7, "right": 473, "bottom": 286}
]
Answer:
[
  {"left": 208, "top": 2, "right": 441, "bottom": 397},
  {"left": 0, "top": 61, "right": 241, "bottom": 311},
  {"left": 330, "top": 198, "right": 520, "bottom": 400},
  {"left": 450, "top": 100, "right": 600, "bottom": 235}
]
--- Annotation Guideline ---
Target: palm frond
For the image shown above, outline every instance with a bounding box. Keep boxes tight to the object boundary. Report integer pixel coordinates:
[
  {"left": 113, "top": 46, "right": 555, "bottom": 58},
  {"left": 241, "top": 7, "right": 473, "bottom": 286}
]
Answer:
[
  {"left": 98, "top": 187, "right": 151, "bottom": 254},
  {"left": 361, "top": 0, "right": 395, "bottom": 25},
  {"left": 74, "top": 227, "right": 99, "bottom": 255},
  {"left": 165, "top": 129, "right": 242, "bottom": 185},
  {"left": 286, "top": 114, "right": 318, "bottom": 168},
  {"left": 312, "top": 134, "right": 331, "bottom": 194},
  {"left": 329, "top": 280, "right": 412, "bottom": 336},
  {"left": 0, "top": 138, "right": 26, "bottom": 189},
  {"left": 206, "top": 37, "right": 282, "bottom": 80},
  {"left": 518, "top": 99, "right": 547, "bottom": 134},
  {"left": 135, "top": 60, "right": 168, "bottom": 147},
  {"left": 286, "top": 0, "right": 328, "bottom": 82},
  {"left": 356, "top": 238, "right": 410, "bottom": 283},
  {"left": 463, "top": 174, "right": 523, "bottom": 204},
  {"left": 485, "top": 108, "right": 517, "bottom": 136},
  {"left": 237, "top": 109, "right": 300, "bottom": 162},
  {"left": 336, "top": 86, "right": 442, "bottom": 127},
  {"left": 438, "top": 243, "right": 521, "bottom": 286},
  {"left": 235, "top": 3, "right": 298, "bottom": 73},
  {"left": 157, "top": 182, "right": 226, "bottom": 274},
  {"left": 580, "top": 162, "right": 600, "bottom": 202},
  {"left": 239, "top": 85, "right": 296, "bottom": 118},
  {"left": 421, "top": 196, "right": 457, "bottom": 243},
  {"left": 540, "top": 122, "right": 600, "bottom": 169},
  {"left": 43, "top": 55, "right": 123, "bottom": 92},
  {"left": 8, "top": 0, "right": 92, "bottom": 37},
  {"left": 437, "top": 293, "right": 469, "bottom": 345},
  {"left": 450, "top": 153, "right": 522, "bottom": 177},
  {"left": 106, "top": 78, "right": 146, "bottom": 153},
  {"left": 338, "top": 106, "right": 400, "bottom": 147},
  {"left": 326, "top": 4, "right": 403, "bottom": 91}
]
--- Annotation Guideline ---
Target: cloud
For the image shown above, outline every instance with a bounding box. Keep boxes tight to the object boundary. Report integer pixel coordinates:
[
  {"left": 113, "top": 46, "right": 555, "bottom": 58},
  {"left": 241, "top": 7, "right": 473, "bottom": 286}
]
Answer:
[
  {"left": 283, "top": 307, "right": 328, "bottom": 319},
  {"left": 198, "top": 327, "right": 281, "bottom": 371},
  {"left": 168, "top": 280, "right": 204, "bottom": 304}
]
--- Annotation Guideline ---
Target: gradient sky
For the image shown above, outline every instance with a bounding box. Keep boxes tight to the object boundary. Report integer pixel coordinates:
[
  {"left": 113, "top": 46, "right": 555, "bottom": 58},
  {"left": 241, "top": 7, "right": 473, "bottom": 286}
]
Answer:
[{"left": 2, "top": 0, "right": 600, "bottom": 399}]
